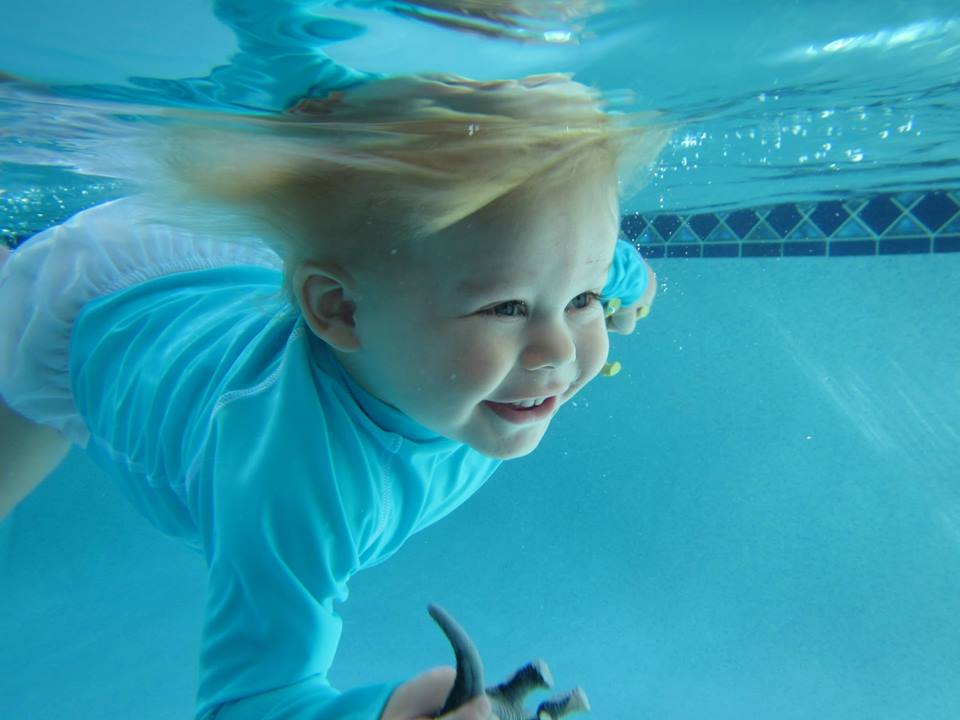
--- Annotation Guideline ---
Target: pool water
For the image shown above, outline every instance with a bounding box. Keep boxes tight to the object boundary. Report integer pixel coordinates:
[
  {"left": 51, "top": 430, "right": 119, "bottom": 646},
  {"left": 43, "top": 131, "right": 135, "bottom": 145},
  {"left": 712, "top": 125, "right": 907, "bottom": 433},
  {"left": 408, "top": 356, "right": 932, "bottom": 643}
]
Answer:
[{"left": 2, "top": 2, "right": 959, "bottom": 719}]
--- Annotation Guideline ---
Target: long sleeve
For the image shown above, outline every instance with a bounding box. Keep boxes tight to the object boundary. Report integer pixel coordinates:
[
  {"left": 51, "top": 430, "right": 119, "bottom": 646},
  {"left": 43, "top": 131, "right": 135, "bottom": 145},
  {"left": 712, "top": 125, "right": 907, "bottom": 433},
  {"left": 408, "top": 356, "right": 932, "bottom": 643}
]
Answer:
[
  {"left": 193, "top": 369, "right": 398, "bottom": 719},
  {"left": 180, "top": 319, "right": 405, "bottom": 720},
  {"left": 600, "top": 238, "right": 649, "bottom": 307},
  {"left": 70, "top": 269, "right": 400, "bottom": 720},
  {"left": 212, "top": 677, "right": 395, "bottom": 720}
]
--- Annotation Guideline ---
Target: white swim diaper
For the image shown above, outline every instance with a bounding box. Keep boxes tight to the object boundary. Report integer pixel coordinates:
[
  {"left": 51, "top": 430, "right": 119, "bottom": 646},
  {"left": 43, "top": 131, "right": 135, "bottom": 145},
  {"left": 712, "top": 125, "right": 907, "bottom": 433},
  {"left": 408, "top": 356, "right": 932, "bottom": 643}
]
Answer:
[{"left": 0, "top": 197, "right": 281, "bottom": 445}]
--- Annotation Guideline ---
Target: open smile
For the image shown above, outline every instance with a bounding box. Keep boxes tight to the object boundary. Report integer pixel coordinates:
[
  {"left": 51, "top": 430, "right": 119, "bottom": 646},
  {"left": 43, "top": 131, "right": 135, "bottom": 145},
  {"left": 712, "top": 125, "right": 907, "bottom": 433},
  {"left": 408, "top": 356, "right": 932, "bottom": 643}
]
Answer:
[{"left": 483, "top": 396, "right": 558, "bottom": 424}]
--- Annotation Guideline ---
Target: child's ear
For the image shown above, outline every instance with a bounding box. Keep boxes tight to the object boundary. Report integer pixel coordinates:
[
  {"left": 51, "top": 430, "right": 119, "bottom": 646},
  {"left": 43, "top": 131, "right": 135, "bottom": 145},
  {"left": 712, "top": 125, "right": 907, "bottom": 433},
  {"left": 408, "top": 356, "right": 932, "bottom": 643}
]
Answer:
[{"left": 293, "top": 262, "right": 360, "bottom": 352}]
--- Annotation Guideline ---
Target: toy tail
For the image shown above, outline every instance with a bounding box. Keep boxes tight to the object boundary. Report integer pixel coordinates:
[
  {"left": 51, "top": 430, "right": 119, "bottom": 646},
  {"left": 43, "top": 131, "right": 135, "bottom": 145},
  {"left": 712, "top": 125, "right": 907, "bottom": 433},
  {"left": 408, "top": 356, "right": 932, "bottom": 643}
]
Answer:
[{"left": 428, "top": 604, "right": 486, "bottom": 717}]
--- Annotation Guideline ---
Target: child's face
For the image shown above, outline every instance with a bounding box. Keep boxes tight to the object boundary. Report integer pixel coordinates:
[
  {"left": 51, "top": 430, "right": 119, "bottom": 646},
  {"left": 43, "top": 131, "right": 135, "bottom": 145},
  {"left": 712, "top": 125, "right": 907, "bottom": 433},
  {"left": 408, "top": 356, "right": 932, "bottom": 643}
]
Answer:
[{"left": 341, "top": 178, "right": 618, "bottom": 459}]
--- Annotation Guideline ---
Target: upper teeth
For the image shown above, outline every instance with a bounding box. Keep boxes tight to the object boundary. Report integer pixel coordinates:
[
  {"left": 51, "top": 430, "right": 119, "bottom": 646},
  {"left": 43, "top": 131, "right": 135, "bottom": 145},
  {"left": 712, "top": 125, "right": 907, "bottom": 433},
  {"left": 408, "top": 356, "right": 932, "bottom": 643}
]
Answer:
[{"left": 510, "top": 397, "right": 547, "bottom": 408}]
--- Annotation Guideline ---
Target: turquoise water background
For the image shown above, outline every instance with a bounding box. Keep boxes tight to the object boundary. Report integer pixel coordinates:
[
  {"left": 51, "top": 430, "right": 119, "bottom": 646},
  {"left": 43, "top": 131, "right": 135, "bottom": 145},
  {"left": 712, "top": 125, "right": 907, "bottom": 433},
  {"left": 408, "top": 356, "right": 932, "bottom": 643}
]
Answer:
[
  {"left": 2, "top": 2, "right": 960, "bottom": 718},
  {"left": 4, "top": 255, "right": 959, "bottom": 718}
]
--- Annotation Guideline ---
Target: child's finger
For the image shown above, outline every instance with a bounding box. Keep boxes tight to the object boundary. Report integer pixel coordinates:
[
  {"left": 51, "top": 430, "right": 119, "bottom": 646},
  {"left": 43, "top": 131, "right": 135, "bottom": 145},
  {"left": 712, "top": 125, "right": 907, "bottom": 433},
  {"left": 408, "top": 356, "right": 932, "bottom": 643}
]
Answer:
[
  {"left": 380, "top": 666, "right": 456, "bottom": 720},
  {"left": 438, "top": 694, "right": 491, "bottom": 720},
  {"left": 609, "top": 307, "right": 638, "bottom": 335},
  {"left": 380, "top": 665, "right": 492, "bottom": 720}
]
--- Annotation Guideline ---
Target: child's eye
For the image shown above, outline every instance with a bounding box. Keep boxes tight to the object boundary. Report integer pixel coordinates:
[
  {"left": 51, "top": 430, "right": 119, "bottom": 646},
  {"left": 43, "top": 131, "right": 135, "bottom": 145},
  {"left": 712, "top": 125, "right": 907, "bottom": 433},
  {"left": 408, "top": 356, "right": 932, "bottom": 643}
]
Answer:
[
  {"left": 480, "top": 300, "right": 527, "bottom": 317},
  {"left": 569, "top": 291, "right": 602, "bottom": 311},
  {"left": 478, "top": 292, "right": 601, "bottom": 318}
]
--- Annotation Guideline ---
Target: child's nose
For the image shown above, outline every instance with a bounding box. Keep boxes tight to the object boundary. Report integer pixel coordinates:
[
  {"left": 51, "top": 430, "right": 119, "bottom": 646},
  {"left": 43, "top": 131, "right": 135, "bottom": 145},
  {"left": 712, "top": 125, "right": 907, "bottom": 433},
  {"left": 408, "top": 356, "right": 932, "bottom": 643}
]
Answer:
[{"left": 519, "top": 320, "right": 576, "bottom": 371}]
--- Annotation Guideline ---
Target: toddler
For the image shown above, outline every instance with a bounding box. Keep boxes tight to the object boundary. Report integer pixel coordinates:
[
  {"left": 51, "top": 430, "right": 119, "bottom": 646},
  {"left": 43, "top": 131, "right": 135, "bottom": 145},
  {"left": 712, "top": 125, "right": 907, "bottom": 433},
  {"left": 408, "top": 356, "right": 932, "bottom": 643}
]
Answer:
[{"left": 0, "top": 74, "right": 668, "bottom": 719}]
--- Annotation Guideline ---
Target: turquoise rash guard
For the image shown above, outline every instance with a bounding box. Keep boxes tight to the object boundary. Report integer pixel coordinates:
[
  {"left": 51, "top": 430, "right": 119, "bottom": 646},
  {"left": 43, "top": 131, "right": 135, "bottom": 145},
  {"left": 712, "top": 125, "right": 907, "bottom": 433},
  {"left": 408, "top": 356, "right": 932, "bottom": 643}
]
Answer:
[
  {"left": 68, "top": 239, "right": 646, "bottom": 720},
  {"left": 603, "top": 236, "right": 650, "bottom": 308}
]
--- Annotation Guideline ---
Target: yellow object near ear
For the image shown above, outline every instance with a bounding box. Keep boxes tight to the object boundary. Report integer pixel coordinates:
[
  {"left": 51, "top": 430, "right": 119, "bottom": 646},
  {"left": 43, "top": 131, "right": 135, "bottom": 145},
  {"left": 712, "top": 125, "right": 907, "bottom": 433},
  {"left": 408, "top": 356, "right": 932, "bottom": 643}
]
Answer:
[
  {"left": 636, "top": 305, "right": 650, "bottom": 319},
  {"left": 603, "top": 297, "right": 621, "bottom": 317},
  {"left": 600, "top": 360, "right": 622, "bottom": 377}
]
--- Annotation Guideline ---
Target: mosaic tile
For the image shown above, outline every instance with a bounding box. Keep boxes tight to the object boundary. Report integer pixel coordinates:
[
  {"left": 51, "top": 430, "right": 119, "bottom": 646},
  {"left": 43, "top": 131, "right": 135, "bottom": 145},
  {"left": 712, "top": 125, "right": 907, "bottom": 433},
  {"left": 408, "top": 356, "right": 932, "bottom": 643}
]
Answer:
[
  {"left": 836, "top": 216, "right": 873, "bottom": 239},
  {"left": 843, "top": 197, "right": 870, "bottom": 216},
  {"left": 784, "top": 241, "right": 827, "bottom": 256},
  {"left": 702, "top": 243, "right": 739, "bottom": 258},
  {"left": 653, "top": 214, "right": 682, "bottom": 242},
  {"left": 747, "top": 220, "right": 779, "bottom": 241},
  {"left": 725, "top": 208, "right": 760, "bottom": 239},
  {"left": 706, "top": 223, "right": 738, "bottom": 243},
  {"left": 911, "top": 191, "right": 959, "bottom": 232},
  {"left": 889, "top": 213, "right": 929, "bottom": 237},
  {"left": 637, "top": 228, "right": 659, "bottom": 245},
  {"left": 830, "top": 240, "right": 876, "bottom": 256},
  {"left": 765, "top": 203, "right": 804, "bottom": 237},
  {"left": 935, "top": 235, "right": 960, "bottom": 253},
  {"left": 620, "top": 213, "right": 646, "bottom": 240},
  {"left": 858, "top": 195, "right": 902, "bottom": 235},
  {"left": 898, "top": 191, "right": 926, "bottom": 207},
  {"left": 879, "top": 238, "right": 930, "bottom": 254},
  {"left": 809, "top": 201, "right": 849, "bottom": 236},
  {"left": 941, "top": 215, "right": 960, "bottom": 235},
  {"left": 688, "top": 213, "right": 720, "bottom": 240},
  {"left": 742, "top": 242, "right": 782, "bottom": 257},
  {"left": 787, "top": 219, "right": 825, "bottom": 240},
  {"left": 672, "top": 224, "right": 700, "bottom": 244}
]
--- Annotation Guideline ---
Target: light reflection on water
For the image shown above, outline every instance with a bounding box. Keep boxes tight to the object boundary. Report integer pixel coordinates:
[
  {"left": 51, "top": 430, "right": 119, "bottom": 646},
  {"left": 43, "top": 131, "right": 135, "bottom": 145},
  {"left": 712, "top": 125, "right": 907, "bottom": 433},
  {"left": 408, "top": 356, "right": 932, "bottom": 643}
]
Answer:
[{"left": 1, "top": 0, "right": 959, "bottom": 232}]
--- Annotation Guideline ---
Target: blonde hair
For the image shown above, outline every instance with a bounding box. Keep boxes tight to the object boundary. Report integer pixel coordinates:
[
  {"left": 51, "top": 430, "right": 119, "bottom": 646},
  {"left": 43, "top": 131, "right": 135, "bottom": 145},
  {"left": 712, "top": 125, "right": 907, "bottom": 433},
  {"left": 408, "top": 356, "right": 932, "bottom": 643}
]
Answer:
[{"left": 156, "top": 73, "right": 671, "bottom": 300}]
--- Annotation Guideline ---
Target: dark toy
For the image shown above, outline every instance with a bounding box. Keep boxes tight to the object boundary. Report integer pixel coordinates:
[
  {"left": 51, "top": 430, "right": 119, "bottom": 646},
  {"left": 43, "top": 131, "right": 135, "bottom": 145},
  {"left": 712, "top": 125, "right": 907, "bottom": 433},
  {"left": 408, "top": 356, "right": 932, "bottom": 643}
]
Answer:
[{"left": 428, "top": 605, "right": 590, "bottom": 720}]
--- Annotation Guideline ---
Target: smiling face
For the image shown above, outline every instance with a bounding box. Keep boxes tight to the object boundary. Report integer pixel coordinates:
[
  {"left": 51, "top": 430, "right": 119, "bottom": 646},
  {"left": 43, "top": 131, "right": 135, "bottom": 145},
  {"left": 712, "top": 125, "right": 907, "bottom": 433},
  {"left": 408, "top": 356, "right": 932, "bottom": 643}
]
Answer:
[{"left": 334, "top": 174, "right": 619, "bottom": 459}]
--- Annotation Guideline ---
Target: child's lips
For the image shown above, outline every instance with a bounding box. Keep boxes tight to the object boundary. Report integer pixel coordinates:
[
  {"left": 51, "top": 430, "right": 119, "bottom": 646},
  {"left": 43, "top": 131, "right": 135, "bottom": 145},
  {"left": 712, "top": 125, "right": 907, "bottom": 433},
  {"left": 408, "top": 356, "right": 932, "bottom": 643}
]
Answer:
[
  {"left": 491, "top": 385, "right": 568, "bottom": 404},
  {"left": 483, "top": 395, "right": 558, "bottom": 423}
]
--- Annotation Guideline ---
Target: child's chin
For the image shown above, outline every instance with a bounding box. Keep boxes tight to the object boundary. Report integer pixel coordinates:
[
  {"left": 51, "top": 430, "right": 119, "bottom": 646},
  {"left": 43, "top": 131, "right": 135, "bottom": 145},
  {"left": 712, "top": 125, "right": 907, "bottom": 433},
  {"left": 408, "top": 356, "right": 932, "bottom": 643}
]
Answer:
[{"left": 474, "top": 434, "right": 544, "bottom": 460}]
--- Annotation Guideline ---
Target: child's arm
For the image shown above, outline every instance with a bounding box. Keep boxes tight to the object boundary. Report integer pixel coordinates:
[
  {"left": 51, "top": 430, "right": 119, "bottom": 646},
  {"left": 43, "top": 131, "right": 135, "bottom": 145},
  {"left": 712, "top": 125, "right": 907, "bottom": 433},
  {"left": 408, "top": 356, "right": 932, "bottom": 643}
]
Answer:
[
  {"left": 213, "top": 667, "right": 489, "bottom": 720},
  {"left": 186, "top": 381, "right": 496, "bottom": 720},
  {"left": 195, "top": 430, "right": 490, "bottom": 720},
  {"left": 377, "top": 668, "right": 491, "bottom": 720},
  {"left": 0, "top": 398, "right": 70, "bottom": 519}
]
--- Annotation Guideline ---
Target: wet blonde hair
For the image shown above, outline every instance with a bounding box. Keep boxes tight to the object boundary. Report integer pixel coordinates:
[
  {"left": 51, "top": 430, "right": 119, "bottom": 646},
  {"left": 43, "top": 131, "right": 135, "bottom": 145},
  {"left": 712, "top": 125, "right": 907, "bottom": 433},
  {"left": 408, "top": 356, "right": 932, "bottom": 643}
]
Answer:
[{"left": 158, "top": 72, "right": 670, "bottom": 300}]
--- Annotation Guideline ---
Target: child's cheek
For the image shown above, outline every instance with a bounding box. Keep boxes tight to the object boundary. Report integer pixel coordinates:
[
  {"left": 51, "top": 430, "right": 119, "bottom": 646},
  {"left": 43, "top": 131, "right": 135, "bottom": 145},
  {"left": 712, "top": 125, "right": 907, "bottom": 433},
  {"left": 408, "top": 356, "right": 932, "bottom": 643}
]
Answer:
[
  {"left": 442, "top": 329, "right": 506, "bottom": 391},
  {"left": 456, "top": 345, "right": 503, "bottom": 390},
  {"left": 580, "top": 317, "right": 611, "bottom": 385}
]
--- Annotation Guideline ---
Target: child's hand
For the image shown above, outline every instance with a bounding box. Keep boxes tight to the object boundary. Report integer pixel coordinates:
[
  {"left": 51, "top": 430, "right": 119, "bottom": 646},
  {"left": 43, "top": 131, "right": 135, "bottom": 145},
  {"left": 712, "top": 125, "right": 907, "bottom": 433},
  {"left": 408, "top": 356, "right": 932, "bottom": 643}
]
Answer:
[
  {"left": 605, "top": 260, "right": 657, "bottom": 336},
  {"left": 381, "top": 666, "right": 491, "bottom": 720}
]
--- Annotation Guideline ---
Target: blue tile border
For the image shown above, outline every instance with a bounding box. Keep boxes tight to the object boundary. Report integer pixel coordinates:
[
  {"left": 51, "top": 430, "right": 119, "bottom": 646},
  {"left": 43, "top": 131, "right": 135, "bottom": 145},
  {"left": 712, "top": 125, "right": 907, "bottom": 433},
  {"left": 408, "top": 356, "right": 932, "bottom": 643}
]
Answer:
[
  {"left": 622, "top": 188, "right": 960, "bottom": 259},
  {"left": 784, "top": 241, "right": 827, "bottom": 257},
  {"left": 5, "top": 185, "right": 960, "bottom": 261},
  {"left": 936, "top": 235, "right": 960, "bottom": 253},
  {"left": 879, "top": 237, "right": 930, "bottom": 255}
]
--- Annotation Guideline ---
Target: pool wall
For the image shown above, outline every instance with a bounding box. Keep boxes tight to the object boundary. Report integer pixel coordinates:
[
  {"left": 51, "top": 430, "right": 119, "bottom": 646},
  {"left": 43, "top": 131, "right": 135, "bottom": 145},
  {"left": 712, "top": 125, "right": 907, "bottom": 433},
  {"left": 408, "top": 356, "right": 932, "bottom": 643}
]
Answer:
[
  {"left": 624, "top": 188, "right": 960, "bottom": 259},
  {"left": 2, "top": 188, "right": 959, "bottom": 719}
]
